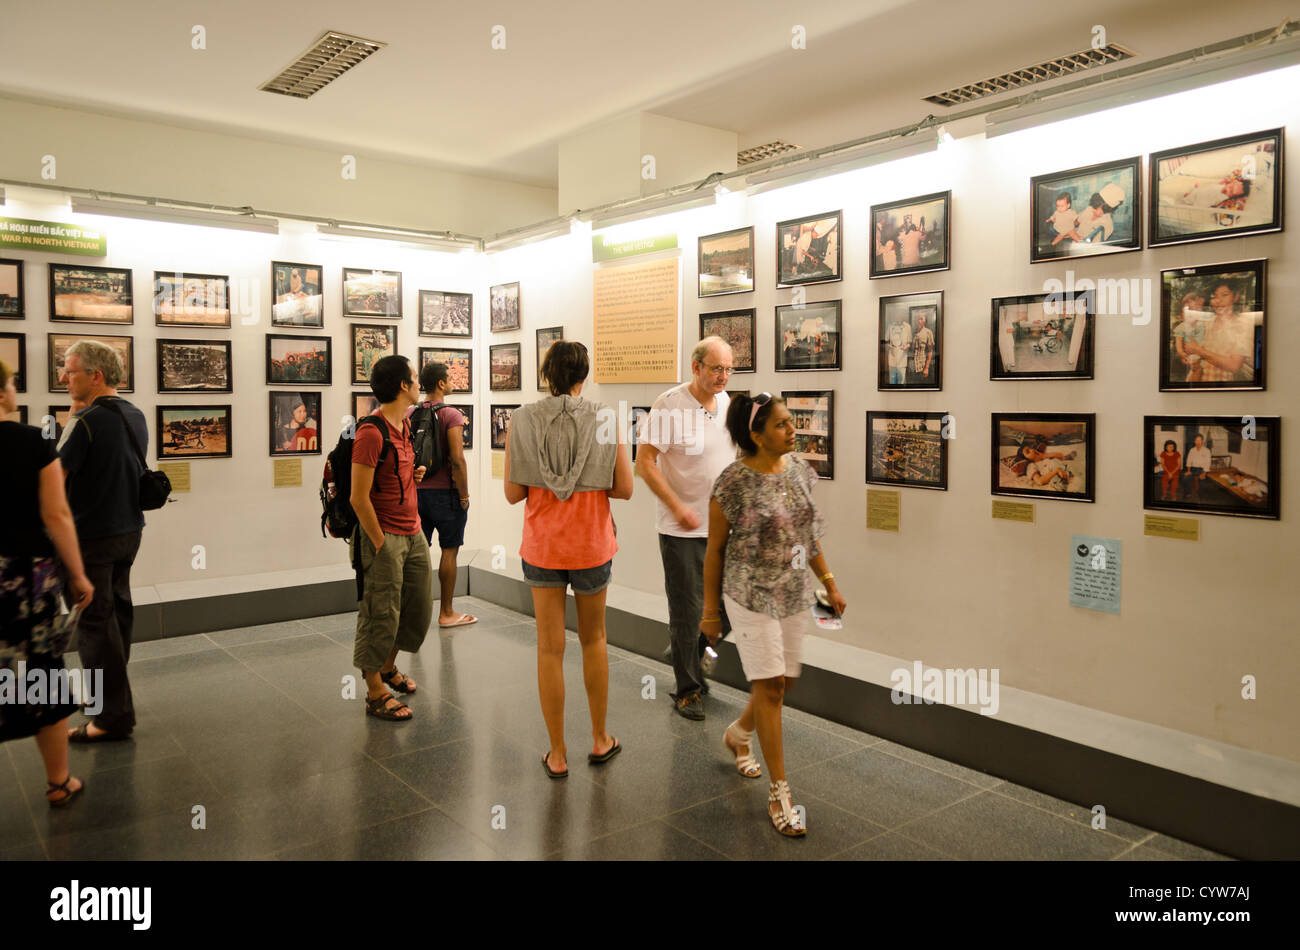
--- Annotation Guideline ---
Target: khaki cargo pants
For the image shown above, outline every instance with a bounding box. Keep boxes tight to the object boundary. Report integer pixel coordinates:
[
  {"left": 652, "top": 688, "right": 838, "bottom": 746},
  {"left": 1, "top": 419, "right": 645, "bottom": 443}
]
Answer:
[{"left": 352, "top": 531, "right": 434, "bottom": 672}]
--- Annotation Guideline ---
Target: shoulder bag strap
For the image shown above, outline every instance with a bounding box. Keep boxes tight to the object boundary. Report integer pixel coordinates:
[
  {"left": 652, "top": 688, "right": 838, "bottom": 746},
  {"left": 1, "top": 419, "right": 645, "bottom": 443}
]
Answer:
[{"left": 94, "top": 399, "right": 148, "bottom": 470}]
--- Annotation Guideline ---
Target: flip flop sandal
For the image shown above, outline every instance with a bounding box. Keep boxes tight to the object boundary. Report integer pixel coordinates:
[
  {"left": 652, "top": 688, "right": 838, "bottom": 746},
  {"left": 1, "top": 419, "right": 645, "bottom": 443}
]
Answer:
[
  {"left": 439, "top": 615, "right": 478, "bottom": 628},
  {"left": 46, "top": 774, "right": 85, "bottom": 809},
  {"left": 365, "top": 692, "right": 413, "bottom": 721},
  {"left": 542, "top": 752, "right": 568, "bottom": 779},
  {"left": 68, "top": 723, "right": 129, "bottom": 743},
  {"left": 380, "top": 667, "right": 417, "bottom": 694},
  {"left": 587, "top": 737, "right": 621, "bottom": 765}
]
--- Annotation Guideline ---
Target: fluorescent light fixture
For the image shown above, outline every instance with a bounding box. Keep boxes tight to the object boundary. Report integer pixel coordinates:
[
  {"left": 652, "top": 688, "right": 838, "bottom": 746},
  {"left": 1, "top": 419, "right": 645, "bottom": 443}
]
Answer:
[
  {"left": 70, "top": 197, "right": 280, "bottom": 234},
  {"left": 744, "top": 135, "right": 937, "bottom": 194},
  {"left": 316, "top": 223, "right": 477, "bottom": 250},
  {"left": 0, "top": 187, "right": 5, "bottom": 206},
  {"left": 483, "top": 219, "right": 572, "bottom": 253},
  {"left": 585, "top": 189, "right": 717, "bottom": 230}
]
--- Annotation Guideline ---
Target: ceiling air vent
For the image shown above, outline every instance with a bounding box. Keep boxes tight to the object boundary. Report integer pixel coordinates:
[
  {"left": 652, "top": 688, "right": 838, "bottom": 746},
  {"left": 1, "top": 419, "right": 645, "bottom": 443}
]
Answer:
[
  {"left": 923, "top": 44, "right": 1135, "bottom": 106},
  {"left": 737, "top": 140, "right": 802, "bottom": 166},
  {"left": 260, "top": 31, "right": 387, "bottom": 99}
]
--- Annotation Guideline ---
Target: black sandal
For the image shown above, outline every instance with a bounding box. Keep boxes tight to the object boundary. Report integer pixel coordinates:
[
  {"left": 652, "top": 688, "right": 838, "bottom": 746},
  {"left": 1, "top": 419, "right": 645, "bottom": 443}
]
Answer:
[
  {"left": 542, "top": 752, "right": 568, "bottom": 779},
  {"left": 365, "top": 692, "right": 413, "bottom": 721},
  {"left": 46, "top": 774, "right": 85, "bottom": 808},
  {"left": 380, "top": 668, "right": 416, "bottom": 694}
]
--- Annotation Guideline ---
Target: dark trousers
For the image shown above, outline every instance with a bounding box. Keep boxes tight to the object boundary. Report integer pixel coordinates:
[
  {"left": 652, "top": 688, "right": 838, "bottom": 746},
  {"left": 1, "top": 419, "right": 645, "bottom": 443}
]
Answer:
[
  {"left": 74, "top": 530, "right": 142, "bottom": 735},
  {"left": 659, "top": 534, "right": 729, "bottom": 698}
]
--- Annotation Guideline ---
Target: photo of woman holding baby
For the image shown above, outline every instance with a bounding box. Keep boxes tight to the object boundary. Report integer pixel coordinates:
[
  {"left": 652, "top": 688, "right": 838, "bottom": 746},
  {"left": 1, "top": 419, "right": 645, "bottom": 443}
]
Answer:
[{"left": 1158, "top": 260, "right": 1266, "bottom": 391}]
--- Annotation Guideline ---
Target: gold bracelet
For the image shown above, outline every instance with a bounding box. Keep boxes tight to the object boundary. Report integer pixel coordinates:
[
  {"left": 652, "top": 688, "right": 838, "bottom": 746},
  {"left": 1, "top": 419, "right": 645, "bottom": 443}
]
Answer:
[{"left": 819, "top": 572, "right": 834, "bottom": 583}]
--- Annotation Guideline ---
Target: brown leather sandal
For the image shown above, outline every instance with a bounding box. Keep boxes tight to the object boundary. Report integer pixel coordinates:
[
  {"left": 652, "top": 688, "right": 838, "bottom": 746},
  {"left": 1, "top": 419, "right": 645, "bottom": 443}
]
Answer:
[{"left": 365, "top": 691, "right": 413, "bottom": 721}]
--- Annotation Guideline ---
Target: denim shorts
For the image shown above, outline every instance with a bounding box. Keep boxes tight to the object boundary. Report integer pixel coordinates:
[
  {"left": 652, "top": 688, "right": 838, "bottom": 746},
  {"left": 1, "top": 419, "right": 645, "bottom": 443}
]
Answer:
[
  {"left": 521, "top": 557, "right": 612, "bottom": 595},
  {"left": 416, "top": 488, "right": 467, "bottom": 549}
]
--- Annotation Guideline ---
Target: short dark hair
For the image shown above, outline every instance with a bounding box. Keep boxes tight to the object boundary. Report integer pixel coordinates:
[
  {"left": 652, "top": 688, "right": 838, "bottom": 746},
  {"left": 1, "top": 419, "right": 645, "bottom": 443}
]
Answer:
[
  {"left": 1056, "top": 191, "right": 1073, "bottom": 206},
  {"left": 725, "top": 393, "right": 784, "bottom": 456},
  {"left": 370, "top": 355, "right": 412, "bottom": 404},
  {"left": 542, "top": 340, "right": 588, "bottom": 396},
  {"left": 419, "top": 360, "right": 449, "bottom": 394},
  {"left": 1163, "top": 440, "right": 1178, "bottom": 452}
]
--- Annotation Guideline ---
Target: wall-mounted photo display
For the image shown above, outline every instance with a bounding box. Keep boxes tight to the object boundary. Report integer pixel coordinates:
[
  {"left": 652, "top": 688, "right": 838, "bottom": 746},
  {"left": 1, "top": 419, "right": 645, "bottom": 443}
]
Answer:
[
  {"left": 992, "top": 413, "right": 1095, "bottom": 503},
  {"left": 0, "top": 331, "right": 25, "bottom": 391},
  {"left": 48, "top": 332, "right": 134, "bottom": 393},
  {"left": 870, "top": 190, "right": 950, "bottom": 279},
  {"left": 776, "top": 211, "right": 841, "bottom": 286},
  {"left": 490, "top": 342, "right": 521, "bottom": 391},
  {"left": 49, "top": 263, "right": 133, "bottom": 325},
  {"left": 153, "top": 271, "right": 230, "bottom": 327},
  {"left": 47, "top": 405, "right": 72, "bottom": 442},
  {"left": 990, "top": 290, "right": 1094, "bottom": 380},
  {"left": 418, "top": 290, "right": 472, "bottom": 338},
  {"left": 490, "top": 281, "right": 520, "bottom": 332},
  {"left": 536, "top": 326, "right": 563, "bottom": 391},
  {"left": 783, "top": 390, "right": 834, "bottom": 479},
  {"left": 700, "top": 308, "right": 755, "bottom": 374},
  {"left": 343, "top": 267, "right": 402, "bottom": 319},
  {"left": 1149, "top": 128, "right": 1284, "bottom": 247},
  {"left": 866, "top": 411, "right": 949, "bottom": 491},
  {"left": 453, "top": 404, "right": 474, "bottom": 450},
  {"left": 15, "top": 406, "right": 27, "bottom": 424},
  {"left": 879, "top": 291, "right": 942, "bottom": 390},
  {"left": 1159, "top": 259, "right": 1265, "bottom": 392},
  {"left": 490, "top": 404, "right": 519, "bottom": 450},
  {"left": 1144, "top": 415, "right": 1278, "bottom": 520},
  {"left": 699, "top": 226, "right": 755, "bottom": 297},
  {"left": 630, "top": 405, "right": 651, "bottom": 462},
  {"left": 351, "top": 324, "right": 397, "bottom": 386},
  {"left": 157, "top": 339, "right": 233, "bottom": 393},
  {"left": 726, "top": 389, "right": 750, "bottom": 401},
  {"left": 352, "top": 392, "right": 381, "bottom": 423},
  {"left": 0, "top": 258, "right": 24, "bottom": 319},
  {"left": 774, "top": 299, "right": 841, "bottom": 372},
  {"left": 157, "top": 405, "right": 232, "bottom": 459},
  {"left": 271, "top": 261, "right": 324, "bottom": 328},
  {"left": 420, "top": 346, "right": 472, "bottom": 392},
  {"left": 1030, "top": 156, "right": 1141, "bottom": 263},
  {"left": 269, "top": 391, "right": 321, "bottom": 456},
  {"left": 266, "top": 334, "right": 331, "bottom": 386}
]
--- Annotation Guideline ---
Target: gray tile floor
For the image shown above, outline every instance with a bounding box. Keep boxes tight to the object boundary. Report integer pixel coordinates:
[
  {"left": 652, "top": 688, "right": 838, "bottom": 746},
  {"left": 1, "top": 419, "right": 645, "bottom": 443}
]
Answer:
[{"left": 0, "top": 596, "right": 1230, "bottom": 861}]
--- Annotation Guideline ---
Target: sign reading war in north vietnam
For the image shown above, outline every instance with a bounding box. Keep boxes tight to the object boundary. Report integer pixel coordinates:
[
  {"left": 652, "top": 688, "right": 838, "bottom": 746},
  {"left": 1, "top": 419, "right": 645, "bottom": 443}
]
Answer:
[
  {"left": 593, "top": 256, "right": 679, "bottom": 383},
  {"left": 1069, "top": 534, "right": 1122, "bottom": 615},
  {"left": 0, "top": 217, "right": 107, "bottom": 256}
]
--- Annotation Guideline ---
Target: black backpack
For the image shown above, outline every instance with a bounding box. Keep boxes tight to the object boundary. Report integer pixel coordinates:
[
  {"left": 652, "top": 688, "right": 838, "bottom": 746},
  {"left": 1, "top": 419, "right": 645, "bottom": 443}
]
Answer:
[
  {"left": 410, "top": 401, "right": 446, "bottom": 476},
  {"left": 320, "top": 415, "right": 397, "bottom": 540}
]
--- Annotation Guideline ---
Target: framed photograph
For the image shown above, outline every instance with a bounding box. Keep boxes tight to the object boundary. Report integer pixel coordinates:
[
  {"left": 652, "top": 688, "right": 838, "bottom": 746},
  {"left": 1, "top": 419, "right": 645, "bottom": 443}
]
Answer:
[
  {"left": 352, "top": 392, "right": 381, "bottom": 423},
  {"left": 0, "top": 332, "right": 25, "bottom": 392},
  {"left": 452, "top": 404, "right": 474, "bottom": 450},
  {"left": 1144, "top": 416, "right": 1278, "bottom": 520},
  {"left": 726, "top": 389, "right": 750, "bottom": 401},
  {"left": 866, "top": 411, "right": 949, "bottom": 491},
  {"left": 49, "top": 263, "right": 133, "bottom": 324},
  {"left": 990, "top": 290, "right": 1094, "bottom": 380},
  {"left": 783, "top": 391, "right": 834, "bottom": 479},
  {"left": 0, "top": 258, "right": 24, "bottom": 319},
  {"left": 15, "top": 406, "right": 26, "bottom": 425},
  {"left": 776, "top": 211, "right": 840, "bottom": 286},
  {"left": 490, "top": 404, "right": 519, "bottom": 450},
  {"left": 490, "top": 342, "right": 521, "bottom": 391},
  {"left": 418, "top": 290, "right": 472, "bottom": 338},
  {"left": 870, "top": 191, "right": 950, "bottom": 279},
  {"left": 700, "top": 308, "right": 756, "bottom": 374},
  {"left": 46, "top": 405, "right": 71, "bottom": 441},
  {"left": 351, "top": 324, "right": 397, "bottom": 386},
  {"left": 270, "top": 261, "right": 324, "bottom": 328},
  {"left": 992, "top": 413, "right": 1095, "bottom": 503},
  {"left": 48, "top": 333, "right": 134, "bottom": 393},
  {"left": 1031, "top": 157, "right": 1141, "bottom": 263},
  {"left": 266, "top": 334, "right": 331, "bottom": 386},
  {"left": 343, "top": 268, "right": 402, "bottom": 319},
  {"left": 269, "top": 391, "right": 322, "bottom": 456},
  {"left": 774, "top": 300, "right": 841, "bottom": 372},
  {"left": 153, "top": 271, "right": 230, "bottom": 327},
  {"left": 536, "top": 326, "right": 563, "bottom": 391},
  {"left": 629, "top": 405, "right": 652, "bottom": 462},
  {"left": 490, "top": 281, "right": 520, "bottom": 332},
  {"left": 419, "top": 346, "right": 472, "bottom": 392},
  {"left": 157, "top": 339, "right": 233, "bottom": 393},
  {"left": 1159, "top": 260, "right": 1265, "bottom": 391},
  {"left": 699, "top": 226, "right": 755, "bottom": 297},
  {"left": 158, "top": 405, "right": 232, "bottom": 459},
  {"left": 879, "top": 291, "right": 942, "bottom": 390},
  {"left": 1149, "top": 128, "right": 1284, "bottom": 247}
]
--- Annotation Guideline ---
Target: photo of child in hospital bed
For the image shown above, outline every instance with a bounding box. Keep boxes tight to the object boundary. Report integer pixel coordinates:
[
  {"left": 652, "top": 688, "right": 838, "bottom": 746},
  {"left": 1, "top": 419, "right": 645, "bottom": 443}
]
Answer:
[
  {"left": 992, "top": 415, "right": 1095, "bottom": 503},
  {"left": 1150, "top": 129, "right": 1283, "bottom": 246}
]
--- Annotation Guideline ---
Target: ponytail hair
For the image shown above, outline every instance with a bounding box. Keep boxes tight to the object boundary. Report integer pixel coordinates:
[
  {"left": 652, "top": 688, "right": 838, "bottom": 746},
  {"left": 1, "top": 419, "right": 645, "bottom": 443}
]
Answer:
[{"left": 725, "top": 392, "right": 783, "bottom": 456}]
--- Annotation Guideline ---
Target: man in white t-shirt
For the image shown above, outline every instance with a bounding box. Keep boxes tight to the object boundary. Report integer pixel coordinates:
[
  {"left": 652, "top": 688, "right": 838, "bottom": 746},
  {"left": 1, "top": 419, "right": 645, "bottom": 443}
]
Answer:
[{"left": 636, "top": 337, "right": 736, "bottom": 721}]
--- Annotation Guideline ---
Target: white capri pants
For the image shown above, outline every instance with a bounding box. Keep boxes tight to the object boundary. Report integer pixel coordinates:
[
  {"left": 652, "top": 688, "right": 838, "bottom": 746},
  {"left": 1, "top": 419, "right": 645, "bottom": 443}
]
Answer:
[{"left": 724, "top": 593, "right": 810, "bottom": 681}]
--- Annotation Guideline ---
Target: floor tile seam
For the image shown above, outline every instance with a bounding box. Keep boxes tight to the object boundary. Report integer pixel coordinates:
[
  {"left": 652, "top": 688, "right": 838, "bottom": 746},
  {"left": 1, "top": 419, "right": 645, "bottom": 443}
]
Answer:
[
  {"left": 559, "top": 816, "right": 734, "bottom": 861},
  {"left": 217, "top": 643, "right": 335, "bottom": 729},
  {"left": 262, "top": 804, "right": 446, "bottom": 859},
  {"left": 819, "top": 827, "right": 895, "bottom": 860},
  {"left": 1109, "top": 835, "right": 1157, "bottom": 861},
  {"left": 365, "top": 754, "right": 450, "bottom": 812},
  {"left": 2, "top": 749, "right": 47, "bottom": 858},
  {"left": 981, "top": 782, "right": 1162, "bottom": 848},
  {"left": 873, "top": 786, "right": 991, "bottom": 843},
  {"left": 869, "top": 742, "right": 1001, "bottom": 790}
]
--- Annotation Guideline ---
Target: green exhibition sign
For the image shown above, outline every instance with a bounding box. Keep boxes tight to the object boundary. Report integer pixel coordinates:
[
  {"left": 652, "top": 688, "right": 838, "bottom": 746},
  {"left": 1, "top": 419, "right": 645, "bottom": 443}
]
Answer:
[
  {"left": 591, "top": 232, "right": 677, "bottom": 263},
  {"left": 0, "top": 217, "right": 107, "bottom": 256}
]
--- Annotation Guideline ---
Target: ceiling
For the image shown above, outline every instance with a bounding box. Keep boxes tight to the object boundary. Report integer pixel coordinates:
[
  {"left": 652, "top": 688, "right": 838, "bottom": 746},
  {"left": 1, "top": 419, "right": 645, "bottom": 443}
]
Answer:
[{"left": 1, "top": 0, "right": 1292, "bottom": 190}]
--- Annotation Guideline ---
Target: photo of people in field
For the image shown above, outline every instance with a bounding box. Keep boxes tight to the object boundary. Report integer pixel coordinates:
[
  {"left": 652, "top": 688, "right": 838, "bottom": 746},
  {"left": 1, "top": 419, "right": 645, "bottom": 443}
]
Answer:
[
  {"left": 50, "top": 264, "right": 133, "bottom": 324},
  {"left": 158, "top": 405, "right": 231, "bottom": 459},
  {"left": 267, "top": 335, "right": 330, "bottom": 385}
]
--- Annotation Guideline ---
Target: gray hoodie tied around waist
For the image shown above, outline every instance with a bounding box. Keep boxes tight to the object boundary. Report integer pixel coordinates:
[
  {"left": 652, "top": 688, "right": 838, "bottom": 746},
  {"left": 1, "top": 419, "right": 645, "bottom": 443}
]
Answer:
[{"left": 506, "top": 395, "right": 617, "bottom": 501}]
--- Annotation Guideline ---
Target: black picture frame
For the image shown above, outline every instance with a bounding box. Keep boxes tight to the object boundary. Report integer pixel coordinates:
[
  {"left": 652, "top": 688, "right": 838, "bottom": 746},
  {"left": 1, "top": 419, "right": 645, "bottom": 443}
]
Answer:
[
  {"left": 490, "top": 342, "right": 521, "bottom": 391},
  {"left": 419, "top": 346, "right": 472, "bottom": 393},
  {"left": 536, "top": 326, "right": 563, "bottom": 392},
  {"left": 46, "top": 405, "right": 71, "bottom": 442},
  {"left": 418, "top": 290, "right": 472, "bottom": 338},
  {"left": 343, "top": 267, "right": 402, "bottom": 319},
  {"left": 49, "top": 263, "right": 134, "bottom": 325},
  {"left": 1030, "top": 157, "right": 1142, "bottom": 263},
  {"left": 270, "top": 261, "right": 324, "bottom": 328},
  {"left": 870, "top": 190, "right": 950, "bottom": 279},
  {"left": 990, "top": 290, "right": 1095, "bottom": 380},
  {"left": 630, "top": 405, "right": 652, "bottom": 462},
  {"left": 783, "top": 390, "right": 834, "bottom": 479},
  {"left": 992, "top": 413, "right": 1096, "bottom": 503},
  {"left": 15, "top": 406, "right": 26, "bottom": 425},
  {"left": 774, "top": 300, "right": 841, "bottom": 372},
  {"left": 157, "top": 338, "right": 233, "bottom": 394},
  {"left": 776, "top": 211, "right": 841, "bottom": 287},
  {"left": 866, "top": 411, "right": 949, "bottom": 491},
  {"left": 698, "top": 226, "right": 755, "bottom": 297},
  {"left": 351, "top": 324, "right": 397, "bottom": 386},
  {"left": 157, "top": 404, "right": 233, "bottom": 459},
  {"left": 878, "top": 291, "right": 942, "bottom": 390},
  {"left": 700, "top": 308, "right": 756, "bottom": 374},
  {"left": 1144, "top": 415, "right": 1279, "bottom": 520},
  {"left": 0, "top": 258, "right": 25, "bottom": 319},
  {"left": 265, "top": 334, "right": 331, "bottom": 386},
  {"left": 490, "top": 282, "right": 520, "bottom": 332},
  {"left": 268, "top": 392, "right": 322, "bottom": 456},
  {"left": 452, "top": 404, "right": 474, "bottom": 451},
  {"left": 1158, "top": 259, "right": 1265, "bottom": 392},
  {"left": 153, "top": 271, "right": 231, "bottom": 327},
  {"left": 352, "top": 392, "right": 380, "bottom": 423},
  {"left": 48, "top": 332, "right": 134, "bottom": 393},
  {"left": 0, "top": 331, "right": 25, "bottom": 392},
  {"left": 490, "top": 404, "right": 519, "bottom": 450},
  {"left": 1149, "top": 128, "right": 1284, "bottom": 247}
]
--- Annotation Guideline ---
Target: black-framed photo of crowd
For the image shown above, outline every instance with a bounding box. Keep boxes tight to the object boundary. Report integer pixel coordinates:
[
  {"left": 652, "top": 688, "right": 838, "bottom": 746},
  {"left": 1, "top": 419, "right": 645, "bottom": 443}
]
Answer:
[
  {"left": 270, "top": 261, "right": 323, "bottom": 328},
  {"left": 420, "top": 346, "right": 472, "bottom": 393},
  {"left": 992, "top": 413, "right": 1095, "bottom": 503},
  {"left": 266, "top": 334, "right": 331, "bottom": 386},
  {"left": 343, "top": 268, "right": 402, "bottom": 319},
  {"left": 700, "top": 308, "right": 755, "bottom": 374},
  {"left": 490, "top": 404, "right": 519, "bottom": 450},
  {"left": 536, "top": 326, "right": 563, "bottom": 391},
  {"left": 1031, "top": 157, "right": 1141, "bottom": 263},
  {"left": 269, "top": 391, "right": 321, "bottom": 456},
  {"left": 351, "top": 324, "right": 397, "bottom": 386},
  {"left": 352, "top": 392, "right": 380, "bottom": 423},
  {"left": 991, "top": 290, "right": 1094, "bottom": 380},
  {"left": 157, "top": 405, "right": 232, "bottom": 460},
  {"left": 153, "top": 271, "right": 231, "bottom": 327},
  {"left": 49, "top": 263, "right": 133, "bottom": 325},
  {"left": 453, "top": 404, "right": 474, "bottom": 450},
  {"left": 157, "top": 339, "right": 233, "bottom": 393},
  {"left": 866, "top": 411, "right": 949, "bottom": 491},
  {"left": 783, "top": 391, "right": 834, "bottom": 479},
  {"left": 1149, "top": 128, "right": 1284, "bottom": 247},
  {"left": 0, "top": 332, "right": 25, "bottom": 391},
  {"left": 48, "top": 332, "right": 134, "bottom": 393},
  {"left": 490, "top": 342, "right": 521, "bottom": 391},
  {"left": 699, "top": 226, "right": 755, "bottom": 297},
  {"left": 774, "top": 299, "right": 841, "bottom": 372},
  {"left": 418, "top": 290, "right": 472, "bottom": 338},
  {"left": 776, "top": 211, "right": 841, "bottom": 286},
  {"left": 490, "top": 281, "right": 521, "bottom": 332},
  {"left": 1159, "top": 260, "right": 1265, "bottom": 391},
  {"left": 870, "top": 190, "right": 950, "bottom": 279},
  {"left": 1144, "top": 416, "right": 1278, "bottom": 520},
  {"left": 0, "top": 258, "right": 25, "bottom": 319},
  {"left": 630, "top": 405, "right": 651, "bottom": 462},
  {"left": 879, "top": 291, "right": 942, "bottom": 390}
]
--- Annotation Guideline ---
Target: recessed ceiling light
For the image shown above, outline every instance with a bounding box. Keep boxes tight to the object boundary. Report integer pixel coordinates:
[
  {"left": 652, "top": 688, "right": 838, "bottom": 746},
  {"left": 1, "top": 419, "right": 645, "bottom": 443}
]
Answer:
[
  {"left": 924, "top": 44, "right": 1135, "bottom": 106},
  {"left": 260, "top": 31, "right": 387, "bottom": 100}
]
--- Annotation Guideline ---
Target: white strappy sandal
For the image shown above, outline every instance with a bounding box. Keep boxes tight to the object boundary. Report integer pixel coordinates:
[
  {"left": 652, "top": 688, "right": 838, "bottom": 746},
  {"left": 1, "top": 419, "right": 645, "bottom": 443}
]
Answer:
[
  {"left": 768, "top": 779, "right": 806, "bottom": 837},
  {"left": 724, "top": 719, "right": 763, "bottom": 778}
]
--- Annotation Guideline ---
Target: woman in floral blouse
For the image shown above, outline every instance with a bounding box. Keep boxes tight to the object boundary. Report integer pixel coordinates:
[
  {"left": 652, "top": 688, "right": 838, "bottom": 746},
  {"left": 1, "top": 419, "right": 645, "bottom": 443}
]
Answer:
[{"left": 701, "top": 392, "right": 846, "bottom": 837}]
